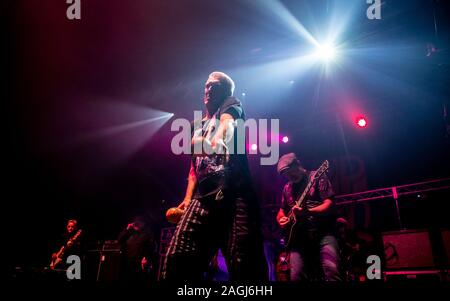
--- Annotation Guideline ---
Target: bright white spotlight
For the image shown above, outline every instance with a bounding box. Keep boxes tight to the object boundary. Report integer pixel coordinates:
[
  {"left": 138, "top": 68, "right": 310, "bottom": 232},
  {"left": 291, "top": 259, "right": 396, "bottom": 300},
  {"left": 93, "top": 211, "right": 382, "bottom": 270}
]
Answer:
[{"left": 314, "top": 44, "right": 337, "bottom": 62}]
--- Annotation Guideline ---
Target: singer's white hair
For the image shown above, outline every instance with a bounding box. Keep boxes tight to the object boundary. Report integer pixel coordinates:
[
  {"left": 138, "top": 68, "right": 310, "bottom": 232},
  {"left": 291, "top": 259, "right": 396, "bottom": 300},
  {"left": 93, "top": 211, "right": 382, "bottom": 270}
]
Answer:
[{"left": 208, "top": 71, "right": 235, "bottom": 96}]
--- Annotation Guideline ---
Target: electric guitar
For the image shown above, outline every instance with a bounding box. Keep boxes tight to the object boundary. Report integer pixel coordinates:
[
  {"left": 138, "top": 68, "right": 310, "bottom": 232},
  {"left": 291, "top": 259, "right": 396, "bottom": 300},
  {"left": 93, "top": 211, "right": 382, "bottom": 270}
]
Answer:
[
  {"left": 283, "top": 160, "right": 329, "bottom": 248},
  {"left": 49, "top": 229, "right": 82, "bottom": 270}
]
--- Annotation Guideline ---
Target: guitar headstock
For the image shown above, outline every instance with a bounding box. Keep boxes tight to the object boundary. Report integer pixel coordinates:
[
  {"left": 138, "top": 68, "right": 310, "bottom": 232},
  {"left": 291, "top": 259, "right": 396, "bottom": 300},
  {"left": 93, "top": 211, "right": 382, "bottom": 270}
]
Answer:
[{"left": 314, "top": 160, "right": 329, "bottom": 180}]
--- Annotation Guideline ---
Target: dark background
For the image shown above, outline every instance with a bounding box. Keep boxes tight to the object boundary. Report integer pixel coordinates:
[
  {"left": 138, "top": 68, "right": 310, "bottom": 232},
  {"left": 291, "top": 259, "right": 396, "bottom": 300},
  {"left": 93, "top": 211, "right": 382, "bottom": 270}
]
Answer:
[{"left": 4, "top": 0, "right": 450, "bottom": 271}]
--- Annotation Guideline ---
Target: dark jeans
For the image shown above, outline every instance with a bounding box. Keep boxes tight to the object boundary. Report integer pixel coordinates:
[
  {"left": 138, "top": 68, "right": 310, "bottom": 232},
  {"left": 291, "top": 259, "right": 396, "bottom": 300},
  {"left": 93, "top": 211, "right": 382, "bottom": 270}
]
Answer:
[
  {"left": 162, "top": 194, "right": 267, "bottom": 281},
  {"left": 290, "top": 233, "right": 341, "bottom": 281}
]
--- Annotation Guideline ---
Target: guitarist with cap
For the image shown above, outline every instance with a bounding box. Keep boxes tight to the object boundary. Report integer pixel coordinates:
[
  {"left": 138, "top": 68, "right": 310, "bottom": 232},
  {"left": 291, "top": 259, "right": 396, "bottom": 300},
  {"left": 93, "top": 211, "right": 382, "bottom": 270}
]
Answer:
[{"left": 276, "top": 153, "right": 341, "bottom": 281}]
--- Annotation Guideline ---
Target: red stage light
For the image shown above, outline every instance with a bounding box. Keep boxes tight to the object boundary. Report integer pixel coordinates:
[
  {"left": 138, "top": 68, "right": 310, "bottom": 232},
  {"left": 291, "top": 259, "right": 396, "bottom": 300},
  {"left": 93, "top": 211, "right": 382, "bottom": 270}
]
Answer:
[{"left": 357, "top": 117, "right": 367, "bottom": 128}]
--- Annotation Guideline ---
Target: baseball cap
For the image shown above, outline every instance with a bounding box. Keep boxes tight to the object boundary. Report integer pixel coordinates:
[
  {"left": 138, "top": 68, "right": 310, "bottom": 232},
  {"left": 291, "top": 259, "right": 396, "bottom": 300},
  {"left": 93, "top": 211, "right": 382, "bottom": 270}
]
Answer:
[{"left": 277, "top": 153, "right": 300, "bottom": 174}]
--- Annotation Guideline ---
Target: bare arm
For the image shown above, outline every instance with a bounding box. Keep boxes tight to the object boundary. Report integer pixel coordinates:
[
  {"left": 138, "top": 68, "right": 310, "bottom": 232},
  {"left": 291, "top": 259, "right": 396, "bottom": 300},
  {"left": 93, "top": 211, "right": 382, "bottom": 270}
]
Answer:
[
  {"left": 179, "top": 160, "right": 197, "bottom": 209},
  {"left": 308, "top": 199, "right": 333, "bottom": 215},
  {"left": 210, "top": 113, "right": 235, "bottom": 152},
  {"left": 277, "top": 208, "right": 286, "bottom": 222},
  {"left": 277, "top": 208, "right": 290, "bottom": 227},
  {"left": 191, "top": 113, "right": 235, "bottom": 155}
]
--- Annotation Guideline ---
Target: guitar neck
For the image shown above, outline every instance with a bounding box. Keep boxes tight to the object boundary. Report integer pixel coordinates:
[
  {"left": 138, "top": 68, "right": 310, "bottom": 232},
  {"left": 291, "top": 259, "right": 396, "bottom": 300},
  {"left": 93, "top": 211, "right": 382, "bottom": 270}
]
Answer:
[
  {"left": 287, "top": 178, "right": 313, "bottom": 219},
  {"left": 295, "top": 176, "right": 314, "bottom": 208},
  {"left": 287, "top": 161, "right": 329, "bottom": 219}
]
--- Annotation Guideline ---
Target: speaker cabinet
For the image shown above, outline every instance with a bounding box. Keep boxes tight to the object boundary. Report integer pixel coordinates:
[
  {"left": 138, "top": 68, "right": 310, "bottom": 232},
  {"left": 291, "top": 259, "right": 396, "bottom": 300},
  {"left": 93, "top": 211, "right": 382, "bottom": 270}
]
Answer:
[
  {"left": 441, "top": 229, "right": 450, "bottom": 265},
  {"left": 86, "top": 240, "right": 122, "bottom": 281},
  {"left": 382, "top": 229, "right": 434, "bottom": 270}
]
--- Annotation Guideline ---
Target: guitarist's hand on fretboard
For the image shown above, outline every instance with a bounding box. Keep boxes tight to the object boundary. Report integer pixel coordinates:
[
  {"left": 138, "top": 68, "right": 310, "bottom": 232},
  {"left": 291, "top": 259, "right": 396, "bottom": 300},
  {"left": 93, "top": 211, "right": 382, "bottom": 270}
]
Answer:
[{"left": 292, "top": 205, "right": 308, "bottom": 217}]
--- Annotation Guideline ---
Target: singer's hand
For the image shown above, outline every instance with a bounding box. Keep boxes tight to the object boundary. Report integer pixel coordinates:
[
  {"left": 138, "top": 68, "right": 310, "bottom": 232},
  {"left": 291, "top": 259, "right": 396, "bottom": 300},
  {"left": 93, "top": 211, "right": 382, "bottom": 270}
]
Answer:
[{"left": 178, "top": 199, "right": 190, "bottom": 210}]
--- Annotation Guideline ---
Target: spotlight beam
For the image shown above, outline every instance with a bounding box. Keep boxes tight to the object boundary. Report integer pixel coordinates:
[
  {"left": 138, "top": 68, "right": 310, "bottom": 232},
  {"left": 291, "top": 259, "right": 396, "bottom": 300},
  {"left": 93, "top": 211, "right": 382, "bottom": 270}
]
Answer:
[
  {"left": 77, "top": 114, "right": 173, "bottom": 141},
  {"left": 251, "top": 0, "right": 319, "bottom": 47}
]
